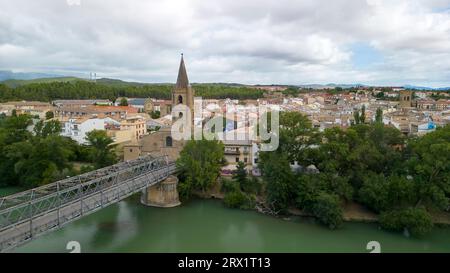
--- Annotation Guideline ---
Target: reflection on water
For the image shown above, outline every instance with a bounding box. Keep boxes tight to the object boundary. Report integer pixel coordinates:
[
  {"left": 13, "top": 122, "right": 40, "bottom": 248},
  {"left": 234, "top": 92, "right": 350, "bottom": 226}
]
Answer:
[
  {"left": 11, "top": 196, "right": 450, "bottom": 253},
  {"left": 0, "top": 186, "right": 25, "bottom": 197}
]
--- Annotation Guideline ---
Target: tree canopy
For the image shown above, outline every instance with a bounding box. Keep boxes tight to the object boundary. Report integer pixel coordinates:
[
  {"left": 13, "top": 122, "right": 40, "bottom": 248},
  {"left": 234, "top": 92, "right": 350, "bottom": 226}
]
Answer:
[
  {"left": 0, "top": 115, "right": 117, "bottom": 188},
  {"left": 85, "top": 130, "right": 118, "bottom": 168},
  {"left": 258, "top": 110, "right": 450, "bottom": 236},
  {"left": 0, "top": 81, "right": 265, "bottom": 102},
  {"left": 176, "top": 139, "right": 225, "bottom": 200}
]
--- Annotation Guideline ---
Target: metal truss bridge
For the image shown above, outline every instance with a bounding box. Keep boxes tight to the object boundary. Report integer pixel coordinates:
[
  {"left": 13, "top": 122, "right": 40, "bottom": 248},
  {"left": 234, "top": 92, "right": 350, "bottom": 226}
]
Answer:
[{"left": 0, "top": 155, "right": 176, "bottom": 252}]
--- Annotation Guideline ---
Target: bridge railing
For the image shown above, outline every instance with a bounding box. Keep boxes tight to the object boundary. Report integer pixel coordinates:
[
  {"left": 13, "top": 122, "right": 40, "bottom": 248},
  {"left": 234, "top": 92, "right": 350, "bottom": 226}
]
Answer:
[{"left": 0, "top": 155, "right": 171, "bottom": 232}]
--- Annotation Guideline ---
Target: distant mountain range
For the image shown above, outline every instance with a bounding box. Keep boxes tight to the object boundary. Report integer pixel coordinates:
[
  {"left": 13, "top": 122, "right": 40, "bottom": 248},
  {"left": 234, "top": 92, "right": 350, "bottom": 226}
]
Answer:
[
  {"left": 295, "top": 83, "right": 366, "bottom": 89},
  {"left": 297, "top": 83, "right": 450, "bottom": 90},
  {"left": 0, "top": 70, "right": 449, "bottom": 91},
  {"left": 0, "top": 70, "right": 62, "bottom": 82},
  {"left": 1, "top": 77, "right": 83, "bottom": 88},
  {"left": 403, "top": 84, "right": 450, "bottom": 91}
]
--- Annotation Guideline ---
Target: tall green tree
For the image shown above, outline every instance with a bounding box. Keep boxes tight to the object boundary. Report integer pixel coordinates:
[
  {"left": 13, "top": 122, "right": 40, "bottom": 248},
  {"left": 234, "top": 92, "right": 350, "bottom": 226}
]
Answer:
[
  {"left": 358, "top": 173, "right": 416, "bottom": 213},
  {"left": 375, "top": 108, "right": 383, "bottom": 123},
  {"left": 233, "top": 162, "right": 247, "bottom": 187},
  {"left": 0, "top": 115, "right": 33, "bottom": 186},
  {"left": 360, "top": 105, "right": 366, "bottom": 124},
  {"left": 34, "top": 120, "right": 62, "bottom": 138},
  {"left": 278, "top": 112, "right": 318, "bottom": 165},
  {"left": 85, "top": 130, "right": 117, "bottom": 168},
  {"left": 176, "top": 139, "right": 225, "bottom": 199},
  {"left": 380, "top": 207, "right": 433, "bottom": 237},
  {"left": 119, "top": 97, "right": 129, "bottom": 106},
  {"left": 310, "top": 192, "right": 343, "bottom": 229},
  {"left": 311, "top": 124, "right": 404, "bottom": 189},
  {"left": 258, "top": 151, "right": 295, "bottom": 211},
  {"left": 353, "top": 109, "right": 360, "bottom": 125},
  {"left": 5, "top": 135, "right": 75, "bottom": 187},
  {"left": 45, "top": 111, "right": 54, "bottom": 120},
  {"left": 405, "top": 125, "right": 450, "bottom": 210}
]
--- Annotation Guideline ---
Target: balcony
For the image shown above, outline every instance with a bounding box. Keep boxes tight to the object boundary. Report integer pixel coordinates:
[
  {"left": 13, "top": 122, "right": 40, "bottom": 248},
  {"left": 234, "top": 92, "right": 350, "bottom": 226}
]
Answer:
[{"left": 224, "top": 148, "right": 240, "bottom": 155}]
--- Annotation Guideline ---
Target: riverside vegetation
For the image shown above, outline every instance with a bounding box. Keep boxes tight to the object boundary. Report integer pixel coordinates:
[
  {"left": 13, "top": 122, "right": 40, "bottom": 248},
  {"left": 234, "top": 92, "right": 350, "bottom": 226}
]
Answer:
[
  {"left": 176, "top": 112, "right": 450, "bottom": 237},
  {"left": 0, "top": 113, "right": 118, "bottom": 188}
]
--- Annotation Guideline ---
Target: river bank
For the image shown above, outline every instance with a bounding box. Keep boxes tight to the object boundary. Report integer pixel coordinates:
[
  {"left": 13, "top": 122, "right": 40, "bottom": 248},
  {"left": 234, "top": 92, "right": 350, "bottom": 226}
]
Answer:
[
  {"left": 193, "top": 186, "right": 450, "bottom": 227},
  {"left": 3, "top": 183, "right": 450, "bottom": 227},
  {"left": 14, "top": 197, "right": 450, "bottom": 253},
  {"left": 196, "top": 189, "right": 378, "bottom": 223},
  {"left": 2, "top": 185, "right": 450, "bottom": 252}
]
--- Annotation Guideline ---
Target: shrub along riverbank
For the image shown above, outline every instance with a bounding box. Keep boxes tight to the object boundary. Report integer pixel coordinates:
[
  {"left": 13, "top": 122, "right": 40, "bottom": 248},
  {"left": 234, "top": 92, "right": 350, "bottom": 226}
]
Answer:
[{"left": 189, "top": 172, "right": 450, "bottom": 230}]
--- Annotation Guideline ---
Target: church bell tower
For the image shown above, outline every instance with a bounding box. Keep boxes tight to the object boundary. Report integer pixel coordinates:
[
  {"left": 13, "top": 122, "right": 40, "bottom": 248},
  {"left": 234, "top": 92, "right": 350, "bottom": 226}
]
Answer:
[
  {"left": 172, "top": 53, "right": 194, "bottom": 136},
  {"left": 172, "top": 54, "right": 195, "bottom": 129}
]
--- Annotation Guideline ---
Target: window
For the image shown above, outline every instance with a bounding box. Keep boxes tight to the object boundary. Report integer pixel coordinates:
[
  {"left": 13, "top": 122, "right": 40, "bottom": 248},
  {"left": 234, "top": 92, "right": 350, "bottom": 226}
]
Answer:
[
  {"left": 178, "top": 95, "right": 183, "bottom": 104},
  {"left": 129, "top": 149, "right": 133, "bottom": 153},
  {"left": 235, "top": 157, "right": 239, "bottom": 163},
  {"left": 166, "top": 136, "right": 173, "bottom": 147},
  {"left": 244, "top": 157, "right": 248, "bottom": 163},
  {"left": 179, "top": 112, "right": 183, "bottom": 118}
]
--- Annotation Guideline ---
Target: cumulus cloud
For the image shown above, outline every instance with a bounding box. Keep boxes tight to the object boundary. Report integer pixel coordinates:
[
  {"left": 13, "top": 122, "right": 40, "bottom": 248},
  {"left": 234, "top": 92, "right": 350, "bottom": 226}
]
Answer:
[{"left": 0, "top": 0, "right": 449, "bottom": 86}]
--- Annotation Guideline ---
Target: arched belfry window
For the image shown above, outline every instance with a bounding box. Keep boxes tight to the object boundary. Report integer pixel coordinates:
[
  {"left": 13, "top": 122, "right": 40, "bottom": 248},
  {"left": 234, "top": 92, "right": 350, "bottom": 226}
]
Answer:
[
  {"left": 178, "top": 95, "right": 183, "bottom": 104},
  {"left": 179, "top": 112, "right": 183, "bottom": 118},
  {"left": 166, "top": 136, "right": 173, "bottom": 147}
]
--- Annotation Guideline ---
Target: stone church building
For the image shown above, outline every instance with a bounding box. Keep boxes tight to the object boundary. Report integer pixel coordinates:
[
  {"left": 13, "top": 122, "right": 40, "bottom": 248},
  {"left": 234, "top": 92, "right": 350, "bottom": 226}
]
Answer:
[{"left": 124, "top": 55, "right": 194, "bottom": 162}]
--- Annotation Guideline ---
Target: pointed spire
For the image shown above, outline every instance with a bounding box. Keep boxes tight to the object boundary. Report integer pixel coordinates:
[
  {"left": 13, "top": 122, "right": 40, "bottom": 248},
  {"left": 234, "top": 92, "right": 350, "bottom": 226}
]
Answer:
[{"left": 175, "top": 53, "right": 189, "bottom": 89}]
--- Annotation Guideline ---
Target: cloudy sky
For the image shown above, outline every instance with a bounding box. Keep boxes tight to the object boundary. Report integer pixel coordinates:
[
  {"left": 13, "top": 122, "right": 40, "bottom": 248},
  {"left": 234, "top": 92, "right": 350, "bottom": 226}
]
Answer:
[{"left": 0, "top": 0, "right": 449, "bottom": 87}]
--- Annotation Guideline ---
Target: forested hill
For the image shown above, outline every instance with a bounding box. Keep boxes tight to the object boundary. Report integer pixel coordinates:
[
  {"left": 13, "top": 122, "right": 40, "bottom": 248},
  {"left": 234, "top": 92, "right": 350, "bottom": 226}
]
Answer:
[
  {"left": 1, "top": 76, "right": 156, "bottom": 88},
  {"left": 0, "top": 79, "right": 265, "bottom": 102},
  {"left": 1, "top": 77, "right": 82, "bottom": 88}
]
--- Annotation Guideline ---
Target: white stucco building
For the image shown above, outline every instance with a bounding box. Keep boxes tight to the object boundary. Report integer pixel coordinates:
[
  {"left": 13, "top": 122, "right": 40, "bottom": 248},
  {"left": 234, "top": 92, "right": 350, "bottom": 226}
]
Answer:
[{"left": 61, "top": 117, "right": 118, "bottom": 144}]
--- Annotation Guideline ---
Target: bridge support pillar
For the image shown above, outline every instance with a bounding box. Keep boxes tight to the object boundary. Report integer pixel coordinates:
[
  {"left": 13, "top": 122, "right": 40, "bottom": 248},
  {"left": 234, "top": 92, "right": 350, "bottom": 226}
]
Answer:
[{"left": 141, "top": 175, "right": 181, "bottom": 208}]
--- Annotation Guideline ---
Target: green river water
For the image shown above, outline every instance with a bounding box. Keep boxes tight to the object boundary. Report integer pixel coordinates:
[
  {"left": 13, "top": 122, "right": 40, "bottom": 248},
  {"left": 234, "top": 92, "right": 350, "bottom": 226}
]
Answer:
[{"left": 2, "top": 187, "right": 450, "bottom": 253}]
